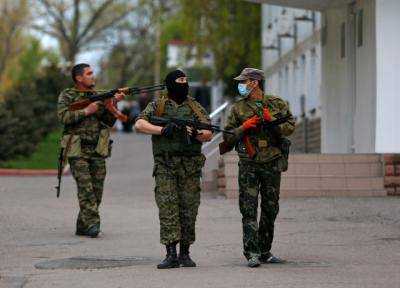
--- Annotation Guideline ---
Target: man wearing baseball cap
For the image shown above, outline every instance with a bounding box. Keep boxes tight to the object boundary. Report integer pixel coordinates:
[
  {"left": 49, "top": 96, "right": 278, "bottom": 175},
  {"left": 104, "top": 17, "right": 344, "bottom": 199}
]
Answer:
[{"left": 221, "top": 67, "right": 295, "bottom": 268}]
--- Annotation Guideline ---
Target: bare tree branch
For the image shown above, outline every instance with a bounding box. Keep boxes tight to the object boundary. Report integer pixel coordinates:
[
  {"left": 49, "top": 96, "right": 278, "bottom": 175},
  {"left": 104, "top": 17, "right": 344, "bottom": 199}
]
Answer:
[{"left": 76, "top": 0, "right": 114, "bottom": 44}]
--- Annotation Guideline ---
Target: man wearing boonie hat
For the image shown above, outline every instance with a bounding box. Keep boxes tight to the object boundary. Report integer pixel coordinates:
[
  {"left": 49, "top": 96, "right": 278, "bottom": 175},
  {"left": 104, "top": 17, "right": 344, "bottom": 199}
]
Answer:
[{"left": 221, "top": 67, "right": 295, "bottom": 268}]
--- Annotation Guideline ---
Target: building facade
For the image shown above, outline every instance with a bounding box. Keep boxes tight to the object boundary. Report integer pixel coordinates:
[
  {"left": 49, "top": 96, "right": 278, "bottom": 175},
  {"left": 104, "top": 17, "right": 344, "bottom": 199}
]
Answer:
[
  {"left": 256, "top": 0, "right": 400, "bottom": 154},
  {"left": 262, "top": 4, "right": 322, "bottom": 152}
]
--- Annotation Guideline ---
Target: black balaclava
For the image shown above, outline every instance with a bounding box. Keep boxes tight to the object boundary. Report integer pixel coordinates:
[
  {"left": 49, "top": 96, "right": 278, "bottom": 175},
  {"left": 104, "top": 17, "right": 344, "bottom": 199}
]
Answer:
[{"left": 165, "top": 69, "right": 189, "bottom": 104}]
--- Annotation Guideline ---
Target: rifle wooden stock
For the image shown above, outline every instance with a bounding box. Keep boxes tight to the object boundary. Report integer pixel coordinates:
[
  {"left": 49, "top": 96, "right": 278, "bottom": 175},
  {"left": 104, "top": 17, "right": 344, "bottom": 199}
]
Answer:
[
  {"left": 243, "top": 135, "right": 257, "bottom": 159},
  {"left": 68, "top": 99, "right": 92, "bottom": 111},
  {"left": 219, "top": 115, "right": 291, "bottom": 158},
  {"left": 219, "top": 141, "right": 234, "bottom": 155}
]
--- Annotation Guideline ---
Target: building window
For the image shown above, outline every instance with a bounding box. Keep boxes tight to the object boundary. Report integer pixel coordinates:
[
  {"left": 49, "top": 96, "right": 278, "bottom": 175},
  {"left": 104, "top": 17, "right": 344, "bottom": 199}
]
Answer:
[
  {"left": 357, "top": 9, "right": 363, "bottom": 47},
  {"left": 321, "top": 16, "right": 328, "bottom": 47},
  {"left": 340, "top": 22, "right": 346, "bottom": 58}
]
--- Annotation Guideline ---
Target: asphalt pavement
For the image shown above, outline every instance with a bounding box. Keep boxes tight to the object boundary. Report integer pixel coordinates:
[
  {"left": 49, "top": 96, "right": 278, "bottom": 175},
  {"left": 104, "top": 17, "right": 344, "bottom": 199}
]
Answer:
[{"left": 0, "top": 132, "right": 399, "bottom": 288}]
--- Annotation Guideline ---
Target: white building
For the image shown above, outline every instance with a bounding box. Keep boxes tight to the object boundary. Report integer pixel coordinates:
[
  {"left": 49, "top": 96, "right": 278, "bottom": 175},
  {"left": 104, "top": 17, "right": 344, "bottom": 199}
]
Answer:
[
  {"left": 262, "top": 5, "right": 322, "bottom": 119},
  {"left": 254, "top": 0, "right": 400, "bottom": 154}
]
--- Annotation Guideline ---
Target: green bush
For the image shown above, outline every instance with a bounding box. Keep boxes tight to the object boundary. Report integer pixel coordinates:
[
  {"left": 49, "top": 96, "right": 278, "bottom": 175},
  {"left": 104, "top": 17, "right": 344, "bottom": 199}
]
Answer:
[{"left": 0, "top": 64, "right": 69, "bottom": 162}]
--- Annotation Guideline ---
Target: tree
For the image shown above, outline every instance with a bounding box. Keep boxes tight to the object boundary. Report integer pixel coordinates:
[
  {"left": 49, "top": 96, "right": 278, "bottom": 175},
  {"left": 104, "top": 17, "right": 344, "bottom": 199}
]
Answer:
[
  {"left": 179, "top": 0, "right": 261, "bottom": 96},
  {"left": 98, "top": 0, "right": 178, "bottom": 87},
  {"left": 32, "top": 0, "right": 136, "bottom": 65},
  {"left": 0, "top": 0, "right": 30, "bottom": 91}
]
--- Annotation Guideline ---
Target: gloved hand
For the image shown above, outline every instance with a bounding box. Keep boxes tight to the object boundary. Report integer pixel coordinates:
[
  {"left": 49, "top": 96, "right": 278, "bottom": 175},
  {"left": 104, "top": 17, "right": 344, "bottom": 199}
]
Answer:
[
  {"left": 161, "top": 122, "right": 178, "bottom": 138},
  {"left": 186, "top": 126, "right": 199, "bottom": 138},
  {"left": 242, "top": 115, "right": 260, "bottom": 131},
  {"left": 263, "top": 107, "right": 272, "bottom": 122}
]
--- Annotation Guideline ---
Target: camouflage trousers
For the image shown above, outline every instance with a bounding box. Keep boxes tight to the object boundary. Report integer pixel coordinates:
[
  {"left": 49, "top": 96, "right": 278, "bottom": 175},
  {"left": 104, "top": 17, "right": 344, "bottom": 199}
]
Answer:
[
  {"left": 153, "top": 154, "right": 205, "bottom": 245},
  {"left": 69, "top": 156, "right": 106, "bottom": 232},
  {"left": 238, "top": 159, "right": 281, "bottom": 259}
]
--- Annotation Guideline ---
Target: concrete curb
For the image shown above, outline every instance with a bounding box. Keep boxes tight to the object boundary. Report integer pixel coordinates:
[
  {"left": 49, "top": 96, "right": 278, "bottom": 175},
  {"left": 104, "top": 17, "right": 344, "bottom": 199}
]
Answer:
[{"left": 0, "top": 165, "right": 71, "bottom": 177}]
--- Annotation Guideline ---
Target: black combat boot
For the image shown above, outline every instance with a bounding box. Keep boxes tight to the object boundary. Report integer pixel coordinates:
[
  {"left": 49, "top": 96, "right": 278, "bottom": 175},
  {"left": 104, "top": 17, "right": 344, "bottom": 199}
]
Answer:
[
  {"left": 76, "top": 224, "right": 100, "bottom": 238},
  {"left": 86, "top": 224, "right": 100, "bottom": 238},
  {"left": 157, "top": 243, "right": 180, "bottom": 269},
  {"left": 179, "top": 243, "right": 196, "bottom": 267},
  {"left": 259, "top": 252, "right": 284, "bottom": 264}
]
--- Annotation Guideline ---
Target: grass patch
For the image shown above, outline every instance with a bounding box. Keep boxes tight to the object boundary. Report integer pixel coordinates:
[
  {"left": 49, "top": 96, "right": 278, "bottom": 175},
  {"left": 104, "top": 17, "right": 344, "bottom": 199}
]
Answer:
[{"left": 0, "top": 130, "right": 61, "bottom": 169}]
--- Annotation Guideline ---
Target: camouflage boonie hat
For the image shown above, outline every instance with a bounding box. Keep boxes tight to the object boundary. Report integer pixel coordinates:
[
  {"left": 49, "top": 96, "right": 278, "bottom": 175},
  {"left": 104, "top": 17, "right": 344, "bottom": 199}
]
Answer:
[{"left": 234, "top": 68, "right": 265, "bottom": 81}]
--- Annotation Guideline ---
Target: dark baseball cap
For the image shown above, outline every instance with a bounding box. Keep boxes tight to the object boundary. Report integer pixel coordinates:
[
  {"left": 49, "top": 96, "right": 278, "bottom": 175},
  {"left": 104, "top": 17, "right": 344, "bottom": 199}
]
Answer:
[{"left": 234, "top": 68, "right": 265, "bottom": 81}]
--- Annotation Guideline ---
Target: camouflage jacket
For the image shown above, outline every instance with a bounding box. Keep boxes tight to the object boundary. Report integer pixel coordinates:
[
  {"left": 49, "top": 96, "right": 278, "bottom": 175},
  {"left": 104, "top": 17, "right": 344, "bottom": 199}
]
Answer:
[
  {"left": 57, "top": 88, "right": 116, "bottom": 158},
  {"left": 138, "top": 96, "right": 210, "bottom": 157},
  {"left": 223, "top": 94, "right": 295, "bottom": 163}
]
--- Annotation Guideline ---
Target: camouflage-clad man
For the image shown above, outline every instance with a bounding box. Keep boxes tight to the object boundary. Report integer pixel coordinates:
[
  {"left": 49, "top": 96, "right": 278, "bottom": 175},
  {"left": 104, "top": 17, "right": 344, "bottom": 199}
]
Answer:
[
  {"left": 135, "top": 70, "right": 212, "bottom": 269},
  {"left": 222, "top": 68, "right": 295, "bottom": 268},
  {"left": 57, "top": 63, "right": 124, "bottom": 238}
]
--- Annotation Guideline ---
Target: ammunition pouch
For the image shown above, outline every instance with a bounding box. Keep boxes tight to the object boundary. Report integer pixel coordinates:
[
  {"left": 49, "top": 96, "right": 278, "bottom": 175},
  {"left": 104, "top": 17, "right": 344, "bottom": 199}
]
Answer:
[
  {"left": 277, "top": 137, "right": 291, "bottom": 172},
  {"left": 95, "top": 128, "right": 111, "bottom": 157},
  {"left": 60, "top": 134, "right": 81, "bottom": 158}
]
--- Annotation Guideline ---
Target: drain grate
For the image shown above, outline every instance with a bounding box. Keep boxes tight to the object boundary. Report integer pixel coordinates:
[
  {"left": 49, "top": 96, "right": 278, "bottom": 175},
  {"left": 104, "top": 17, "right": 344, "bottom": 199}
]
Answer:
[{"left": 35, "top": 256, "right": 154, "bottom": 270}]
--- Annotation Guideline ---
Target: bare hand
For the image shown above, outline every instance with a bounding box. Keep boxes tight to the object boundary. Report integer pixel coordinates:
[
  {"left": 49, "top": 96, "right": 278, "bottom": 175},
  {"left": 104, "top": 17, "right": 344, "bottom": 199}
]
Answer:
[
  {"left": 196, "top": 130, "right": 213, "bottom": 142},
  {"left": 114, "top": 91, "right": 125, "bottom": 102},
  {"left": 84, "top": 101, "right": 100, "bottom": 116}
]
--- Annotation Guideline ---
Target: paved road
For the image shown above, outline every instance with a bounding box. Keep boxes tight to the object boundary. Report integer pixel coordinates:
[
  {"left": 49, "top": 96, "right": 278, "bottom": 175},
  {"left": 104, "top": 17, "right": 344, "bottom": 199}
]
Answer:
[{"left": 1, "top": 133, "right": 400, "bottom": 288}]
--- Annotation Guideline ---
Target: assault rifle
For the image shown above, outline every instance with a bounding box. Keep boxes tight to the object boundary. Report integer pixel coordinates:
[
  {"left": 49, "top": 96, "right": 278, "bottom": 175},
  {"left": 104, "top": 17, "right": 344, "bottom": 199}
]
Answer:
[
  {"left": 68, "top": 84, "right": 166, "bottom": 117},
  {"left": 55, "top": 148, "right": 64, "bottom": 198},
  {"left": 148, "top": 116, "right": 234, "bottom": 144},
  {"left": 219, "top": 115, "right": 292, "bottom": 158},
  {"left": 55, "top": 135, "right": 74, "bottom": 198}
]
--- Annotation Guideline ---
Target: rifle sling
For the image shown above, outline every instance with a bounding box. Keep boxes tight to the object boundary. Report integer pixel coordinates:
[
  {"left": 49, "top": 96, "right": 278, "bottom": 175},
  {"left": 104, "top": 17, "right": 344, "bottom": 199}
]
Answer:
[
  {"left": 62, "top": 135, "right": 74, "bottom": 169},
  {"left": 155, "top": 96, "right": 208, "bottom": 123}
]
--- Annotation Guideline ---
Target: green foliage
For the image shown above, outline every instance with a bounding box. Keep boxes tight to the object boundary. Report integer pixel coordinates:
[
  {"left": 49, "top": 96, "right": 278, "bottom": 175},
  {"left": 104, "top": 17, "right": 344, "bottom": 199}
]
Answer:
[
  {"left": 178, "top": 0, "right": 261, "bottom": 97},
  {"left": 0, "top": 62, "right": 69, "bottom": 162},
  {"left": 0, "top": 130, "right": 61, "bottom": 169}
]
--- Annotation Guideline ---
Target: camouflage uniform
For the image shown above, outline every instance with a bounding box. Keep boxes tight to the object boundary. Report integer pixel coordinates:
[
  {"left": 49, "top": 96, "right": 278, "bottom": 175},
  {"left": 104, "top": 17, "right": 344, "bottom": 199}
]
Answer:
[
  {"left": 223, "top": 94, "right": 295, "bottom": 259},
  {"left": 57, "top": 88, "right": 116, "bottom": 232},
  {"left": 138, "top": 97, "right": 208, "bottom": 245}
]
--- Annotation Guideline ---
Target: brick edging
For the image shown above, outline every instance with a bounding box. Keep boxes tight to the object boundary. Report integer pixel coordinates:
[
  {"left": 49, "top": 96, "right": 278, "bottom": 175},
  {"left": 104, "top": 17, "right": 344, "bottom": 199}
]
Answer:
[{"left": 0, "top": 168, "right": 70, "bottom": 177}]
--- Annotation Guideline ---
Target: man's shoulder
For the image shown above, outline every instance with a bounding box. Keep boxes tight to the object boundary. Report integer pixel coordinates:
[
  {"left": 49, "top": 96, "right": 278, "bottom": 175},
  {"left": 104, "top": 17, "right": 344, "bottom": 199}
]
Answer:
[
  {"left": 187, "top": 97, "right": 207, "bottom": 113},
  {"left": 230, "top": 97, "right": 250, "bottom": 113},
  {"left": 60, "top": 87, "right": 78, "bottom": 97},
  {"left": 187, "top": 96, "right": 203, "bottom": 107},
  {"left": 232, "top": 96, "right": 247, "bottom": 106},
  {"left": 266, "top": 95, "right": 288, "bottom": 108},
  {"left": 266, "top": 94, "right": 284, "bottom": 102}
]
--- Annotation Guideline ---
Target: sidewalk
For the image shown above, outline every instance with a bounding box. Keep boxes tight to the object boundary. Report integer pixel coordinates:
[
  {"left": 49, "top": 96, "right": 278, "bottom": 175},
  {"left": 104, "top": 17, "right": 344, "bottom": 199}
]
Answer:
[{"left": 0, "top": 133, "right": 399, "bottom": 288}]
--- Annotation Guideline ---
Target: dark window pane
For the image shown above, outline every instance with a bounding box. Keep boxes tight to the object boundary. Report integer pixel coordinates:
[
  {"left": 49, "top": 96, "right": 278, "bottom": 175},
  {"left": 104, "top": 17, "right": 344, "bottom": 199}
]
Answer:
[
  {"left": 357, "top": 10, "right": 363, "bottom": 47},
  {"left": 341, "top": 22, "right": 346, "bottom": 58}
]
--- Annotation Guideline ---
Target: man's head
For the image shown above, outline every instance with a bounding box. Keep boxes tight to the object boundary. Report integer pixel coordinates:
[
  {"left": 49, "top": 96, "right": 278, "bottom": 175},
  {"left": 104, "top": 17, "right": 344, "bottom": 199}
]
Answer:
[
  {"left": 234, "top": 68, "right": 265, "bottom": 96},
  {"left": 165, "top": 69, "right": 189, "bottom": 104},
  {"left": 71, "top": 63, "right": 95, "bottom": 89}
]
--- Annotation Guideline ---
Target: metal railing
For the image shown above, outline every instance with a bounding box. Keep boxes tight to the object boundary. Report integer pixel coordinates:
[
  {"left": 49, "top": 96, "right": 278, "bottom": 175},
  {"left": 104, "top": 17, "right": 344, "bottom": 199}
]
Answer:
[{"left": 202, "top": 100, "right": 230, "bottom": 160}]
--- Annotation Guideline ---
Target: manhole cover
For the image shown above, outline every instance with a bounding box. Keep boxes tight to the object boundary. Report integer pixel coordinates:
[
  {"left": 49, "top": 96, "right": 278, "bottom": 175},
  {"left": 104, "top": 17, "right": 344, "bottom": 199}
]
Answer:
[{"left": 35, "top": 256, "right": 154, "bottom": 270}]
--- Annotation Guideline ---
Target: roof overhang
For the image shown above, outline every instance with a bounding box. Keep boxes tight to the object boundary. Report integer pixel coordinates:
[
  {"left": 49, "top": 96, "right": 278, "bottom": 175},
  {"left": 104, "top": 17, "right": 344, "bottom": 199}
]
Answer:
[{"left": 246, "top": 0, "right": 352, "bottom": 11}]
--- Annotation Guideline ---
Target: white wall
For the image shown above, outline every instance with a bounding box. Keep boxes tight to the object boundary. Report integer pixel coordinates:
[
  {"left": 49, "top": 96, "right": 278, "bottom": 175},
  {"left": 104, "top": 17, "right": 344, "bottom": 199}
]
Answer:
[
  {"left": 375, "top": 0, "right": 400, "bottom": 153},
  {"left": 353, "top": 0, "right": 376, "bottom": 153},
  {"left": 321, "top": 7, "right": 353, "bottom": 153},
  {"left": 321, "top": 0, "right": 377, "bottom": 153}
]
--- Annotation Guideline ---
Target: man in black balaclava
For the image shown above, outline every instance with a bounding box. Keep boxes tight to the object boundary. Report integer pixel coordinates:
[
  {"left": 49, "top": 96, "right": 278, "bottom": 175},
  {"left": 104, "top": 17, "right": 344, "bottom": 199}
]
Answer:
[
  {"left": 165, "top": 69, "right": 189, "bottom": 104},
  {"left": 135, "top": 69, "right": 213, "bottom": 269}
]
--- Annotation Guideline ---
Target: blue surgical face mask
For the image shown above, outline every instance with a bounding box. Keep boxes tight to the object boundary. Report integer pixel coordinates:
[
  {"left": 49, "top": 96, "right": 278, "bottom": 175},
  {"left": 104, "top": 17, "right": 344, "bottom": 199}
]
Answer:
[{"left": 238, "top": 83, "right": 251, "bottom": 96}]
